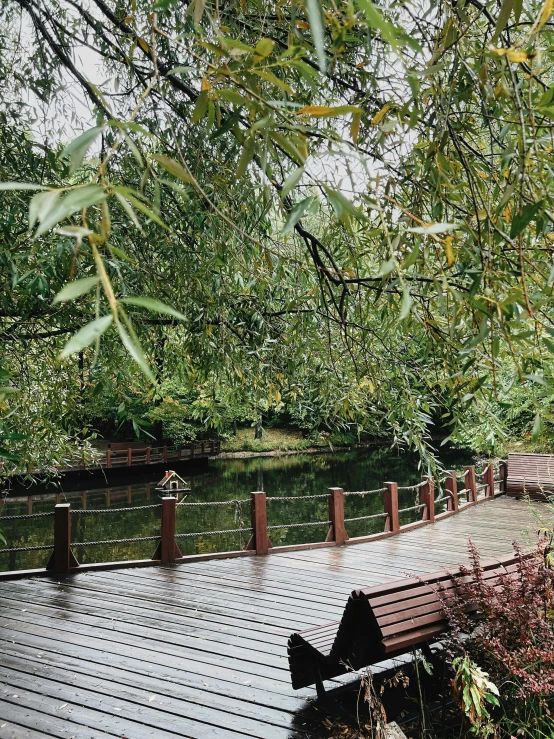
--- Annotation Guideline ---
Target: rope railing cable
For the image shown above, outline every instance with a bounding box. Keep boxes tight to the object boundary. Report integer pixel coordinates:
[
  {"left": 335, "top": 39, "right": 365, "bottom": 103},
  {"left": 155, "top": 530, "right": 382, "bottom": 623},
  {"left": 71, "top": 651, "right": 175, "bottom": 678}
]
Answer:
[
  {"left": 266, "top": 494, "right": 329, "bottom": 502},
  {"left": 0, "top": 543, "right": 54, "bottom": 553},
  {"left": 267, "top": 520, "right": 331, "bottom": 530},
  {"left": 399, "top": 503, "right": 426, "bottom": 513},
  {"left": 176, "top": 499, "right": 247, "bottom": 508},
  {"left": 73, "top": 535, "right": 161, "bottom": 546},
  {"left": 343, "top": 488, "right": 386, "bottom": 497},
  {"left": 71, "top": 504, "right": 162, "bottom": 514},
  {"left": 344, "top": 512, "right": 389, "bottom": 523},
  {"left": 0, "top": 511, "right": 55, "bottom": 521},
  {"left": 175, "top": 527, "right": 252, "bottom": 538},
  {"left": 397, "top": 481, "right": 426, "bottom": 492}
]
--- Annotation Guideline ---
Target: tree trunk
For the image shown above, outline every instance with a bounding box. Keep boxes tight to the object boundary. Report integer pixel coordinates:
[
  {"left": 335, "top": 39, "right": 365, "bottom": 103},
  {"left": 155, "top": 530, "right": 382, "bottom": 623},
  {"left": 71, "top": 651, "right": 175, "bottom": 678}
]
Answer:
[{"left": 254, "top": 416, "right": 263, "bottom": 440}]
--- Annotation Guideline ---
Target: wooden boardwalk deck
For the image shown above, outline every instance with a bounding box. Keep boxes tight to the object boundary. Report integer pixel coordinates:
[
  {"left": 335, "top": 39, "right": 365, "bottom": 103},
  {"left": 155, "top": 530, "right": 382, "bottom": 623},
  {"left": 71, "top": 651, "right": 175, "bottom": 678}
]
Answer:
[{"left": 0, "top": 496, "right": 541, "bottom": 738}]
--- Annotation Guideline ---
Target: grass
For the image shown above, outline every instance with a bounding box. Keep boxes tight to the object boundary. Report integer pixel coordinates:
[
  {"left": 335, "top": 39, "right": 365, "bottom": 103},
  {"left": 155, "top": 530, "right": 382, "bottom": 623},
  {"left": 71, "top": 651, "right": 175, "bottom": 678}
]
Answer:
[{"left": 220, "top": 428, "right": 325, "bottom": 453}]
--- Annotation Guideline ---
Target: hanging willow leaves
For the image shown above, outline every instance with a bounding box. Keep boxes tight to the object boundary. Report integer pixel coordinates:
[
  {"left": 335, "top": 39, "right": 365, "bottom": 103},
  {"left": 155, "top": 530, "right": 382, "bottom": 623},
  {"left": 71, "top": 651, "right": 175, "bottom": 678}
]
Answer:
[{"left": 60, "top": 316, "right": 113, "bottom": 358}]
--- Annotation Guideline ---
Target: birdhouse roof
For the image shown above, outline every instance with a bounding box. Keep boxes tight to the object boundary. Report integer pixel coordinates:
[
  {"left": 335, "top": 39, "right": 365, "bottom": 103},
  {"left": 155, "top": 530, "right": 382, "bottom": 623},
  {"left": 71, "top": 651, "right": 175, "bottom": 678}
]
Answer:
[{"left": 157, "top": 470, "right": 186, "bottom": 486}]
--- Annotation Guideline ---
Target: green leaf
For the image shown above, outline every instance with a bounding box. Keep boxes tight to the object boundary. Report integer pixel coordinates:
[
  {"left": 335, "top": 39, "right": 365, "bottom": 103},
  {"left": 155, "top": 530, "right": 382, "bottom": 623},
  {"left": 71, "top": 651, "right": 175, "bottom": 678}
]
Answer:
[
  {"left": 60, "top": 315, "right": 113, "bottom": 358},
  {"left": 252, "top": 69, "right": 293, "bottom": 93},
  {"left": 0, "top": 449, "right": 20, "bottom": 462},
  {"left": 356, "top": 0, "right": 399, "bottom": 49},
  {"left": 120, "top": 297, "right": 186, "bottom": 320},
  {"left": 53, "top": 276, "right": 100, "bottom": 304},
  {"left": 543, "top": 337, "right": 554, "bottom": 354},
  {"left": 192, "top": 91, "right": 209, "bottom": 123},
  {"left": 492, "top": 0, "right": 514, "bottom": 42},
  {"left": 115, "top": 192, "right": 142, "bottom": 232},
  {"left": 152, "top": 154, "right": 193, "bottom": 183},
  {"left": 407, "top": 222, "right": 458, "bottom": 235},
  {"left": 255, "top": 38, "right": 275, "bottom": 58},
  {"left": 55, "top": 226, "right": 93, "bottom": 239},
  {"left": 218, "top": 89, "right": 247, "bottom": 106},
  {"left": 269, "top": 131, "right": 306, "bottom": 165},
  {"left": 0, "top": 182, "right": 47, "bottom": 191},
  {"left": 324, "top": 187, "right": 363, "bottom": 220},
  {"left": 306, "top": 0, "right": 326, "bottom": 72},
  {"left": 510, "top": 200, "right": 544, "bottom": 238},
  {"left": 166, "top": 65, "right": 194, "bottom": 75},
  {"left": 236, "top": 135, "right": 256, "bottom": 178},
  {"left": 537, "top": 86, "right": 554, "bottom": 108},
  {"left": 377, "top": 258, "right": 396, "bottom": 277},
  {"left": 532, "top": 411, "right": 542, "bottom": 441},
  {"left": 35, "top": 186, "right": 107, "bottom": 236},
  {"left": 61, "top": 126, "right": 104, "bottom": 174},
  {"left": 29, "top": 190, "right": 61, "bottom": 230},
  {"left": 124, "top": 193, "right": 168, "bottom": 228},
  {"left": 280, "top": 166, "right": 304, "bottom": 200},
  {"left": 402, "top": 242, "right": 420, "bottom": 268},
  {"left": 117, "top": 322, "right": 155, "bottom": 382},
  {"left": 192, "top": 0, "right": 205, "bottom": 23},
  {"left": 281, "top": 197, "right": 317, "bottom": 235},
  {"left": 399, "top": 288, "right": 412, "bottom": 320},
  {"left": 513, "top": 0, "right": 523, "bottom": 22}
]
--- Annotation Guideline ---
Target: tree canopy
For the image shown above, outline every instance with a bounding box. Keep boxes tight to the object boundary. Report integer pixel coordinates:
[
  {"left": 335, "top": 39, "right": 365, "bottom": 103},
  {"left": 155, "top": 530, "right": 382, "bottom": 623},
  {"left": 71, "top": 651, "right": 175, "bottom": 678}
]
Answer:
[{"left": 2, "top": 0, "right": 554, "bottom": 474}]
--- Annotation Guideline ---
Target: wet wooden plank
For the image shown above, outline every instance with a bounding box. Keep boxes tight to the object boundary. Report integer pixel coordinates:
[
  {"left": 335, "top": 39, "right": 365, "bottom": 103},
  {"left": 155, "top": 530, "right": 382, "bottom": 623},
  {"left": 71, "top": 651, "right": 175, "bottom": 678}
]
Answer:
[{"left": 0, "top": 496, "right": 539, "bottom": 738}]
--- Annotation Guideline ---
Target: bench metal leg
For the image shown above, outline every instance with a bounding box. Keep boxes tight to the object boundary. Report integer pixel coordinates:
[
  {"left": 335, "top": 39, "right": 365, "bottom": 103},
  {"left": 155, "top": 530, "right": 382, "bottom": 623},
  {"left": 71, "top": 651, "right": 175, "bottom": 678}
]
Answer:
[{"left": 315, "top": 669, "right": 326, "bottom": 701}]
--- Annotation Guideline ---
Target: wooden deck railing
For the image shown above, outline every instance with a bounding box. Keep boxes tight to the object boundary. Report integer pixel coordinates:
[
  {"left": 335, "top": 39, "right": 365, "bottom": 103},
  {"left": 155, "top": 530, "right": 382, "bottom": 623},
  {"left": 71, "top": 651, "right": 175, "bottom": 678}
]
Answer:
[
  {"left": 0, "top": 462, "right": 506, "bottom": 580},
  {"left": 103, "top": 440, "right": 220, "bottom": 469}
]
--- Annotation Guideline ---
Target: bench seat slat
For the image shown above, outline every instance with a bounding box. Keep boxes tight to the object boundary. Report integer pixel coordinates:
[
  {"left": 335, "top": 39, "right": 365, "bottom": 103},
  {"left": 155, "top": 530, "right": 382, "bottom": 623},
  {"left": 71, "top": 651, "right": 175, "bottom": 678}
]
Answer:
[{"left": 288, "top": 552, "right": 529, "bottom": 691}]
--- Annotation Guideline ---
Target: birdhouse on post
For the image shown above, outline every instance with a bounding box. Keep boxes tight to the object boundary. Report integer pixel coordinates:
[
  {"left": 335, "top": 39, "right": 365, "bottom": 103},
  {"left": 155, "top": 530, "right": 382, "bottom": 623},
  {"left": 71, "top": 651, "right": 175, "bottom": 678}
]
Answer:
[{"left": 157, "top": 470, "right": 189, "bottom": 494}]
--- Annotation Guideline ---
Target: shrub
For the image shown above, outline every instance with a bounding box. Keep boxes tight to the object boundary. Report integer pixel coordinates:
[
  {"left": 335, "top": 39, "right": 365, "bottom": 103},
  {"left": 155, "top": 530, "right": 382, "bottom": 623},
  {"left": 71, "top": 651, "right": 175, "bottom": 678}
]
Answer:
[{"left": 443, "top": 539, "right": 554, "bottom": 736}]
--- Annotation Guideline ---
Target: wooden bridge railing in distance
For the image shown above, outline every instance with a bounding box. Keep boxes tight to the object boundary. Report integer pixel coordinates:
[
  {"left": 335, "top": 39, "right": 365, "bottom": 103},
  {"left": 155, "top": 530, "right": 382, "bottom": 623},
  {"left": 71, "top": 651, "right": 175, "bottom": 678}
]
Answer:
[
  {"left": 105, "top": 440, "right": 220, "bottom": 469},
  {"left": 0, "top": 462, "right": 506, "bottom": 580}
]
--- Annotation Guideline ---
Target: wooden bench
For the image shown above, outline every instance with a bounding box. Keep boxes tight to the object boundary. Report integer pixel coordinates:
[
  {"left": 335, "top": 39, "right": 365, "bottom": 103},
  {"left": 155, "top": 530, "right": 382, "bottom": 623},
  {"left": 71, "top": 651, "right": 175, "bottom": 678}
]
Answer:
[
  {"left": 288, "top": 553, "right": 520, "bottom": 696},
  {"left": 506, "top": 453, "right": 554, "bottom": 500}
]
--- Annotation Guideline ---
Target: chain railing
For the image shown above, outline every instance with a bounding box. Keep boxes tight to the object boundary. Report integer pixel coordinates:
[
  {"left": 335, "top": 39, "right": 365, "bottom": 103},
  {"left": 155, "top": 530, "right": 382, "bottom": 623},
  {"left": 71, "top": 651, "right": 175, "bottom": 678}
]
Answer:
[{"left": 0, "top": 461, "right": 506, "bottom": 578}]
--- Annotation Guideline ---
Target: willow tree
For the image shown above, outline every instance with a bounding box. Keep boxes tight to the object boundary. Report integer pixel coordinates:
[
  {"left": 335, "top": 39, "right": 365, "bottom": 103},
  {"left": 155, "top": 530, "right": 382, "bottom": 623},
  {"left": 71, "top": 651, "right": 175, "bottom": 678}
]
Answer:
[{"left": 2, "top": 0, "right": 554, "bottom": 471}]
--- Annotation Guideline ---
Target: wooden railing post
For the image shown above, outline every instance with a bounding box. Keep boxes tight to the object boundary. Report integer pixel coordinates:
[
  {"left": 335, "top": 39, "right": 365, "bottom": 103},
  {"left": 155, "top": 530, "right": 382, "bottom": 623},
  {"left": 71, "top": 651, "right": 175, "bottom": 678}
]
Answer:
[
  {"left": 146, "top": 447, "right": 151, "bottom": 464},
  {"left": 464, "top": 465, "right": 477, "bottom": 502},
  {"left": 445, "top": 471, "right": 459, "bottom": 512},
  {"left": 159, "top": 496, "right": 181, "bottom": 564},
  {"left": 248, "top": 492, "right": 269, "bottom": 555},
  {"left": 177, "top": 446, "right": 182, "bottom": 461},
  {"left": 190, "top": 444, "right": 195, "bottom": 459},
  {"left": 127, "top": 448, "right": 132, "bottom": 466},
  {"left": 499, "top": 461, "right": 507, "bottom": 493},
  {"left": 421, "top": 476, "right": 435, "bottom": 522},
  {"left": 384, "top": 482, "right": 400, "bottom": 534},
  {"left": 163, "top": 446, "right": 168, "bottom": 463},
  {"left": 483, "top": 464, "right": 495, "bottom": 498},
  {"left": 106, "top": 449, "right": 111, "bottom": 468},
  {"left": 47, "top": 504, "right": 78, "bottom": 574},
  {"left": 326, "top": 488, "right": 348, "bottom": 545}
]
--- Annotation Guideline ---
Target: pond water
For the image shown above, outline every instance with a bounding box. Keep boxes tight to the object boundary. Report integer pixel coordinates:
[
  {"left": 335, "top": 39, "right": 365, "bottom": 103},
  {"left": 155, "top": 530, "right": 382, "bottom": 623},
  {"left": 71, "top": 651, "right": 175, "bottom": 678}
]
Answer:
[{"left": 0, "top": 446, "right": 474, "bottom": 572}]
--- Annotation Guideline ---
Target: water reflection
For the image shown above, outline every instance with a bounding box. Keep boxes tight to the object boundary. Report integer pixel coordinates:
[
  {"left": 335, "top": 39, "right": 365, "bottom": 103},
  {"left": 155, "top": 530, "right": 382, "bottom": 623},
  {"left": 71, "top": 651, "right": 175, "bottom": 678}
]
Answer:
[{"left": 0, "top": 447, "right": 474, "bottom": 571}]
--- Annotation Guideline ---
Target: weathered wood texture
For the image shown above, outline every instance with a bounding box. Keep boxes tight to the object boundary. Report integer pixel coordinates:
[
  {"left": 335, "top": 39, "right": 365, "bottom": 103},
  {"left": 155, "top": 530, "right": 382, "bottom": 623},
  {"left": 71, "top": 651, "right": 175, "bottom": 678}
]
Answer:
[
  {"left": 288, "top": 553, "right": 521, "bottom": 690},
  {"left": 507, "top": 452, "right": 554, "bottom": 499},
  {"left": 0, "top": 497, "right": 538, "bottom": 738}
]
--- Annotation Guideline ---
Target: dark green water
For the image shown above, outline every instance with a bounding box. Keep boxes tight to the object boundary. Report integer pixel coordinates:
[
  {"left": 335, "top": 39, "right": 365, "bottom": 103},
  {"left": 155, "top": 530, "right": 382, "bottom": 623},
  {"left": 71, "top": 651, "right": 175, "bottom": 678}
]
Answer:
[{"left": 0, "top": 447, "right": 474, "bottom": 572}]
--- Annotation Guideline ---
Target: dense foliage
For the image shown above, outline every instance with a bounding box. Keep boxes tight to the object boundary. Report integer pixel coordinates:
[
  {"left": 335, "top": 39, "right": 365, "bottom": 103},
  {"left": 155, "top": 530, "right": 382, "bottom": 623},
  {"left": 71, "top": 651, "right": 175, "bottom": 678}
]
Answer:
[
  {"left": 3, "top": 0, "right": 554, "bottom": 474},
  {"left": 445, "top": 540, "right": 554, "bottom": 737}
]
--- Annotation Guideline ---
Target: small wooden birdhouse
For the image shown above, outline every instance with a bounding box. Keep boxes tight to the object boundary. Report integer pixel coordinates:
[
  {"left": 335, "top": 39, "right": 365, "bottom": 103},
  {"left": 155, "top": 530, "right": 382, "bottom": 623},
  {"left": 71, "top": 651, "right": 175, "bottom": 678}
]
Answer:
[{"left": 157, "top": 470, "right": 188, "bottom": 493}]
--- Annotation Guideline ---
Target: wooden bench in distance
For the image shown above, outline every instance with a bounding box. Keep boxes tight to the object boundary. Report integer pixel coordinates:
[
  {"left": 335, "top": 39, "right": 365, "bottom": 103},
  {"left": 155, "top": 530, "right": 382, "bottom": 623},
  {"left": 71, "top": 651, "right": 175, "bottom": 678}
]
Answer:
[
  {"left": 506, "top": 452, "right": 554, "bottom": 500},
  {"left": 288, "top": 554, "right": 520, "bottom": 696}
]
